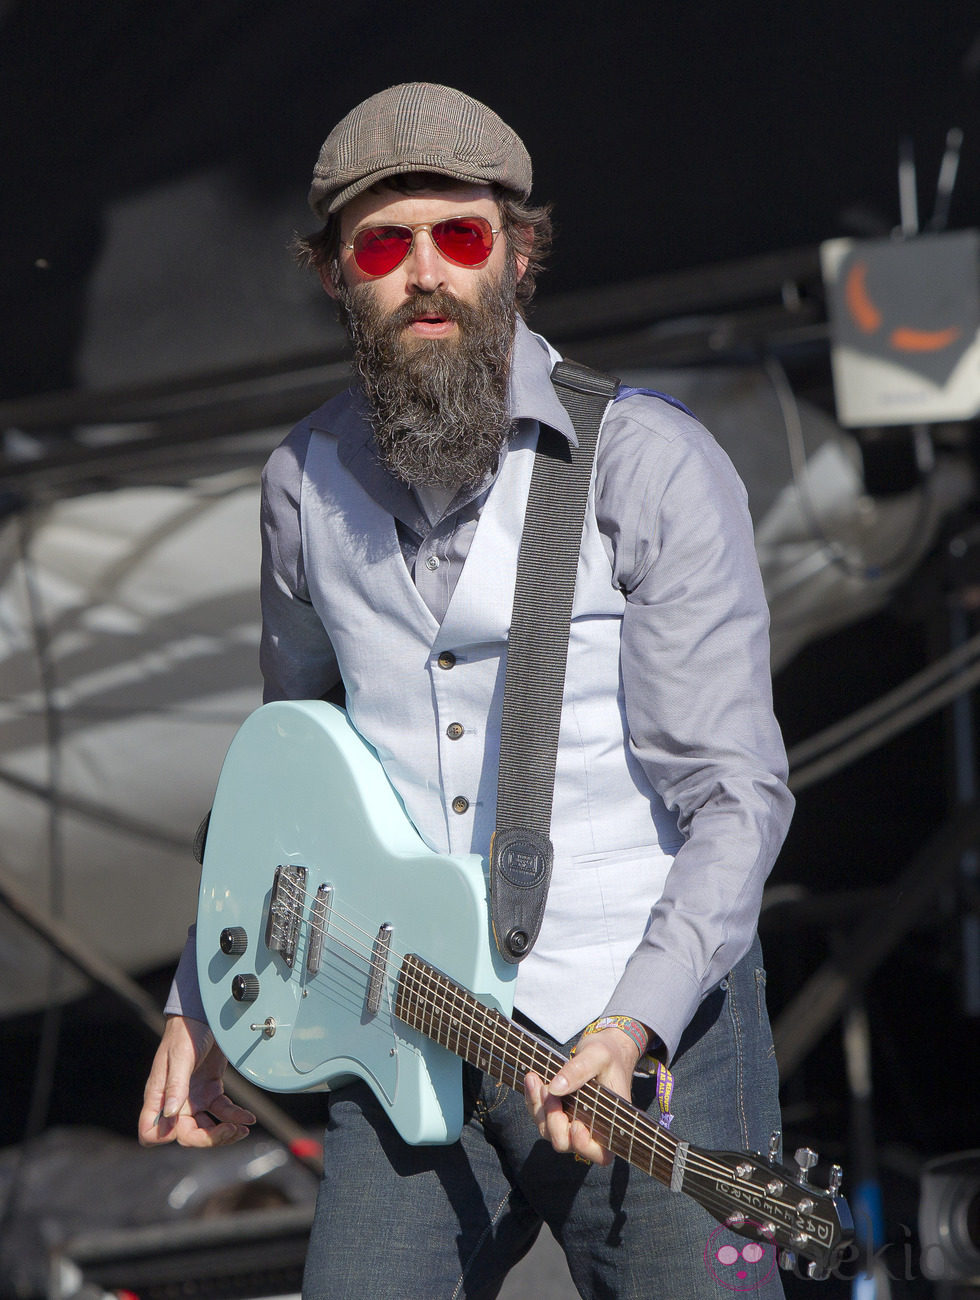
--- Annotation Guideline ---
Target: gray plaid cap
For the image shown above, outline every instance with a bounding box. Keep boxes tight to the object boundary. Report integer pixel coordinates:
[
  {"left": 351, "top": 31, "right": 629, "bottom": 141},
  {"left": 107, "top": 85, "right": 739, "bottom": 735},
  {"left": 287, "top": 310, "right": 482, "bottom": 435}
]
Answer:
[{"left": 308, "top": 82, "right": 532, "bottom": 219}]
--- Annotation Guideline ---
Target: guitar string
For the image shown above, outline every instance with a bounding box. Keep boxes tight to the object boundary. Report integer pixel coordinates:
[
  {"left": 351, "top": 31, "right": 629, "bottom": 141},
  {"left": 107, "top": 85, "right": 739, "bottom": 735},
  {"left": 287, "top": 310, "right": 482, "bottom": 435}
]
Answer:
[
  {"left": 238, "top": 886, "right": 684, "bottom": 1170},
  {"left": 394, "top": 960, "right": 827, "bottom": 1248},
  {"left": 219, "top": 881, "right": 828, "bottom": 1237},
  {"left": 394, "top": 961, "right": 824, "bottom": 1236}
]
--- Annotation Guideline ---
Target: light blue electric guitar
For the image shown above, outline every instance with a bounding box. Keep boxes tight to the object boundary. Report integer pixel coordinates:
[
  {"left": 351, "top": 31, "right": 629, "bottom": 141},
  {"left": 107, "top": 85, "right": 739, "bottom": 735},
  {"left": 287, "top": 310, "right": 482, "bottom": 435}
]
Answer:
[{"left": 196, "top": 700, "right": 852, "bottom": 1278}]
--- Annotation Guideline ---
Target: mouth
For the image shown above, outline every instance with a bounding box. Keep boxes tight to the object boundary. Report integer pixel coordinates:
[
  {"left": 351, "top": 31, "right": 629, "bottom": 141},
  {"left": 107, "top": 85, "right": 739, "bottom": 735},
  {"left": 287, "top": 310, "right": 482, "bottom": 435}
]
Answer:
[{"left": 406, "top": 311, "right": 458, "bottom": 338}]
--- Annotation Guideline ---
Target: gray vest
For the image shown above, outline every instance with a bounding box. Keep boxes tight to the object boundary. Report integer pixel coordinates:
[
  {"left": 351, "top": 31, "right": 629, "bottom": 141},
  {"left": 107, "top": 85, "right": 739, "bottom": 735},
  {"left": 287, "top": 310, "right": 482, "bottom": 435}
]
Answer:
[{"left": 300, "top": 418, "right": 684, "bottom": 1041}]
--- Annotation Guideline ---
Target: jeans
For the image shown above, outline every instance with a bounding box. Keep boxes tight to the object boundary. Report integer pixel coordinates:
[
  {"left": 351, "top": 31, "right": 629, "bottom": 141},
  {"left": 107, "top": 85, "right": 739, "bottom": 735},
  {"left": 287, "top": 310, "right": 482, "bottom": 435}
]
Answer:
[{"left": 302, "top": 935, "right": 785, "bottom": 1300}]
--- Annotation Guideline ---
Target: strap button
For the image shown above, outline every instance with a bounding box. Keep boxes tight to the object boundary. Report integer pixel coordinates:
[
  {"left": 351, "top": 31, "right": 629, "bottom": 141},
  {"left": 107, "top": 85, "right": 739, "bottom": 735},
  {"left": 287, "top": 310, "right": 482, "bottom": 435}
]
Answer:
[
  {"left": 451, "top": 796, "right": 469, "bottom": 814},
  {"left": 446, "top": 722, "right": 464, "bottom": 740}
]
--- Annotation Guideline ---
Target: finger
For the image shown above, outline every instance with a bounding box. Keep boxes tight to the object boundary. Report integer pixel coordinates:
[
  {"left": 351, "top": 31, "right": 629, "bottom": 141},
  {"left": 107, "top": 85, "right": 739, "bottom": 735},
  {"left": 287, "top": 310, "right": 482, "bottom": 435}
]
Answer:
[
  {"left": 546, "top": 1044, "right": 606, "bottom": 1096},
  {"left": 137, "top": 1101, "right": 177, "bottom": 1147},
  {"left": 525, "top": 1072, "right": 570, "bottom": 1148},
  {"left": 567, "top": 1119, "right": 614, "bottom": 1167},
  {"left": 171, "top": 1110, "right": 252, "bottom": 1148},
  {"left": 139, "top": 1062, "right": 184, "bottom": 1145},
  {"left": 538, "top": 1083, "right": 574, "bottom": 1153},
  {"left": 197, "top": 1091, "right": 257, "bottom": 1128},
  {"left": 523, "top": 1071, "right": 546, "bottom": 1130}
]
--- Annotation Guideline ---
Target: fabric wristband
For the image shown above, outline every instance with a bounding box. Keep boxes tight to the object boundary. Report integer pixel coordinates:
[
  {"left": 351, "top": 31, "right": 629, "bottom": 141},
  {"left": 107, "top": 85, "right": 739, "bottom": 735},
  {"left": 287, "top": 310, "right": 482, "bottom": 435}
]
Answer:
[{"left": 580, "top": 1014, "right": 650, "bottom": 1055}]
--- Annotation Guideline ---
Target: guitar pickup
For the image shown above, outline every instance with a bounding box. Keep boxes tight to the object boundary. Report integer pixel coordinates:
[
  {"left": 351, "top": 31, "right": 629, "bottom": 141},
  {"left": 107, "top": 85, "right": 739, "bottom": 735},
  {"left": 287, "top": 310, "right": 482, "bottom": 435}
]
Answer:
[
  {"left": 264, "top": 865, "right": 307, "bottom": 967},
  {"left": 367, "top": 924, "right": 393, "bottom": 1015},
  {"left": 306, "top": 884, "right": 333, "bottom": 976}
]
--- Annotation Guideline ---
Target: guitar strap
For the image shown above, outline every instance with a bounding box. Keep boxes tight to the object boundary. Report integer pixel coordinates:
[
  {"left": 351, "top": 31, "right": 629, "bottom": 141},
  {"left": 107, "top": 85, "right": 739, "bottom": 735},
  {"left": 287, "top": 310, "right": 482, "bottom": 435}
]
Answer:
[{"left": 489, "top": 358, "right": 619, "bottom": 963}]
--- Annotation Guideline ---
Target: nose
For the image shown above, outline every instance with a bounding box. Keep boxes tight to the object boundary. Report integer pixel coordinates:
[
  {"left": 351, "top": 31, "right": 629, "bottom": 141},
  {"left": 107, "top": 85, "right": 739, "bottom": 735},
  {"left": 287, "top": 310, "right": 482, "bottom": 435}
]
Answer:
[{"left": 404, "top": 226, "right": 448, "bottom": 293}]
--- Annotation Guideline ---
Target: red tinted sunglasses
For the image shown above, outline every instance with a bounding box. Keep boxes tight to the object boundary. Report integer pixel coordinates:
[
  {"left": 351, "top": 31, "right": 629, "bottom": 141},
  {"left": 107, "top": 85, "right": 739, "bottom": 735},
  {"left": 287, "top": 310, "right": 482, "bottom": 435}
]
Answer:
[{"left": 343, "top": 215, "right": 500, "bottom": 278}]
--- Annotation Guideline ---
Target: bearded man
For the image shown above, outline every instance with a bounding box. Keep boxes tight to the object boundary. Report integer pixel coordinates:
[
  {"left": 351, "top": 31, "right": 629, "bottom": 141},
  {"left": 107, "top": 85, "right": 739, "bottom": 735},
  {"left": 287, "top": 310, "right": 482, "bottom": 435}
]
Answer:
[{"left": 139, "top": 83, "right": 794, "bottom": 1300}]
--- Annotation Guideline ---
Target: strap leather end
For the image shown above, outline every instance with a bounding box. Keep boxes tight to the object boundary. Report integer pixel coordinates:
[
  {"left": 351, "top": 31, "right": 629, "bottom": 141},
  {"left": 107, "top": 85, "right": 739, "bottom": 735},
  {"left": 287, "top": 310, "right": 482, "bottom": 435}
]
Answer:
[{"left": 489, "top": 826, "right": 554, "bottom": 963}]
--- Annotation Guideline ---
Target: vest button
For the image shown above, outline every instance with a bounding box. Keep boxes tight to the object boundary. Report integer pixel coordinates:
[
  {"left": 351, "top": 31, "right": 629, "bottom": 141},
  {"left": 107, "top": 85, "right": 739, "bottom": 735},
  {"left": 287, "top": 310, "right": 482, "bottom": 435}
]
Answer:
[
  {"left": 437, "top": 651, "right": 456, "bottom": 670},
  {"left": 424, "top": 554, "right": 440, "bottom": 571},
  {"left": 446, "top": 722, "right": 464, "bottom": 740},
  {"left": 451, "top": 796, "right": 469, "bottom": 815}
]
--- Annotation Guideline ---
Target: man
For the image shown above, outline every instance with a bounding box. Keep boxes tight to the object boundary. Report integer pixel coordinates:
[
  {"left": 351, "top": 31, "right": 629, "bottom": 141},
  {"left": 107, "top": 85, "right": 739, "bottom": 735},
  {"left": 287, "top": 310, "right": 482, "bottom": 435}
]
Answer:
[{"left": 139, "top": 83, "right": 794, "bottom": 1298}]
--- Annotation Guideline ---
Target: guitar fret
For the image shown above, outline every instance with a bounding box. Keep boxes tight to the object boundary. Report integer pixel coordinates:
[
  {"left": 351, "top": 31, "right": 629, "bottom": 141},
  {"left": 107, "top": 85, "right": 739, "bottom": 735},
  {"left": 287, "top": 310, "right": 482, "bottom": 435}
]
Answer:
[{"left": 395, "top": 954, "right": 673, "bottom": 1181}]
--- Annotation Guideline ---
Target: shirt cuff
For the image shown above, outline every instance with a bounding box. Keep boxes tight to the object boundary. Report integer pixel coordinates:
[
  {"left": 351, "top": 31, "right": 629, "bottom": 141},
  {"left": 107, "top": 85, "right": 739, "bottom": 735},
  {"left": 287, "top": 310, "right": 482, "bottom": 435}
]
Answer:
[
  {"left": 602, "top": 950, "right": 704, "bottom": 1063},
  {"left": 163, "top": 924, "right": 208, "bottom": 1023}
]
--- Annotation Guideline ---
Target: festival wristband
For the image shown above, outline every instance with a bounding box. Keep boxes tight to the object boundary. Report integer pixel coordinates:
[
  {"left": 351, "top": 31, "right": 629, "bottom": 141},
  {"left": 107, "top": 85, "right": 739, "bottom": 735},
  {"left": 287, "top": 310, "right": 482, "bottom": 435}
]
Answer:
[{"left": 579, "top": 1015, "right": 650, "bottom": 1055}]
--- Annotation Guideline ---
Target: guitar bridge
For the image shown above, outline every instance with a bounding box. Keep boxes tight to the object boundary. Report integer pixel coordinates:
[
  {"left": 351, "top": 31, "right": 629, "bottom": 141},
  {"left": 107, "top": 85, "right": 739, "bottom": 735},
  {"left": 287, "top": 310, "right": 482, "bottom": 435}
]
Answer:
[{"left": 264, "top": 865, "right": 307, "bottom": 967}]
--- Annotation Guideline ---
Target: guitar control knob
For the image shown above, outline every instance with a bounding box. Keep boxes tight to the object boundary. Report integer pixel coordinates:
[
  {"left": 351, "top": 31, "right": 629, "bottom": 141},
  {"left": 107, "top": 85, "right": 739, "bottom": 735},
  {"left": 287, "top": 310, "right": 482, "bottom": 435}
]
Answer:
[
  {"left": 794, "top": 1147, "right": 818, "bottom": 1180},
  {"left": 231, "top": 973, "right": 260, "bottom": 1003},
  {"left": 219, "top": 926, "right": 248, "bottom": 956}
]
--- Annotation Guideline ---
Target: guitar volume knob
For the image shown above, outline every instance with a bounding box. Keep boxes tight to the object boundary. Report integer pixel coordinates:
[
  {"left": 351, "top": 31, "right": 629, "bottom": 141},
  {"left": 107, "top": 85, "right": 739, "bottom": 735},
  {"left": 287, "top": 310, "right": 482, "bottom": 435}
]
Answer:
[
  {"left": 231, "top": 973, "right": 260, "bottom": 1003},
  {"left": 219, "top": 926, "right": 248, "bottom": 955}
]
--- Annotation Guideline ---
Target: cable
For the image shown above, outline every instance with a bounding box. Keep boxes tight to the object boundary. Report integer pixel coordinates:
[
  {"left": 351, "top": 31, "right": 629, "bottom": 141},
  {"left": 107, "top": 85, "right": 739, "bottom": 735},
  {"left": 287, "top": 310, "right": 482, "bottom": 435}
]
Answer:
[
  {"left": 0, "top": 500, "right": 70, "bottom": 1242},
  {"left": 764, "top": 352, "right": 932, "bottom": 582},
  {"left": 789, "top": 636, "right": 980, "bottom": 792},
  {"left": 788, "top": 626, "right": 980, "bottom": 768}
]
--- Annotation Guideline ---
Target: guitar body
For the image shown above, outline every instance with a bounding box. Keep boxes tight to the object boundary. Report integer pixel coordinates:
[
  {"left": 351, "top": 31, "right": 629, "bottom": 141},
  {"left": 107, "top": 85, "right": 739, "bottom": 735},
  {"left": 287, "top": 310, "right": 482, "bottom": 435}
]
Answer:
[
  {"left": 196, "top": 702, "right": 854, "bottom": 1274},
  {"left": 196, "top": 699, "right": 516, "bottom": 1146}
]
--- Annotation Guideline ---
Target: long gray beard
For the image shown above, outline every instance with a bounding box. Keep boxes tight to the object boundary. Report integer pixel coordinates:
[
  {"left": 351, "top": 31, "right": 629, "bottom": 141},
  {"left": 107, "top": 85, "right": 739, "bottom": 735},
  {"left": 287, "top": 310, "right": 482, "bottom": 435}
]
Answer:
[{"left": 337, "top": 266, "right": 518, "bottom": 488}]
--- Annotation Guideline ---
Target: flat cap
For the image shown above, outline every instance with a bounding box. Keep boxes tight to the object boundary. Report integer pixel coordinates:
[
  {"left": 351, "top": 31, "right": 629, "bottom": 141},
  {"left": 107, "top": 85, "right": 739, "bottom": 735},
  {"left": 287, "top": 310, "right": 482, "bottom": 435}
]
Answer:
[{"left": 309, "top": 82, "right": 532, "bottom": 219}]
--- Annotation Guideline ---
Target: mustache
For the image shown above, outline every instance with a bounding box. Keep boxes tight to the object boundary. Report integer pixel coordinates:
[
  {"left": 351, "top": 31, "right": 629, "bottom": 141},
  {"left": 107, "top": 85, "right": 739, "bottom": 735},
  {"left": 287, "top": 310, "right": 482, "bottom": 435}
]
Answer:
[{"left": 385, "top": 291, "right": 481, "bottom": 331}]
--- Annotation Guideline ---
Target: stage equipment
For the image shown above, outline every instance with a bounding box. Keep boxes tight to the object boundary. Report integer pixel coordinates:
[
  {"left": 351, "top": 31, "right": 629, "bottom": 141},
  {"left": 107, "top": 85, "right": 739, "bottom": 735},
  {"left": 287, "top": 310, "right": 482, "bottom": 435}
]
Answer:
[
  {"left": 821, "top": 229, "right": 980, "bottom": 428},
  {"left": 51, "top": 1204, "right": 313, "bottom": 1300},
  {"left": 919, "top": 1151, "right": 980, "bottom": 1289}
]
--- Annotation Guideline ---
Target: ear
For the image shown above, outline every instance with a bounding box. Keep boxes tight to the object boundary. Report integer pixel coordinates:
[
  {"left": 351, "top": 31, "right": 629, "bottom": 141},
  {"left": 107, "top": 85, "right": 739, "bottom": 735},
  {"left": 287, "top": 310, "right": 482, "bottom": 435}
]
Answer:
[
  {"left": 318, "top": 261, "right": 340, "bottom": 301},
  {"left": 511, "top": 224, "right": 533, "bottom": 284}
]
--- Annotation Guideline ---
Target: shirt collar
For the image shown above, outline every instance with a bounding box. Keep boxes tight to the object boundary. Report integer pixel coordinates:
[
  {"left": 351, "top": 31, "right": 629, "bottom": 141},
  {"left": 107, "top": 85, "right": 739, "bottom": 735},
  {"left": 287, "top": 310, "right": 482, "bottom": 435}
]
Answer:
[{"left": 507, "top": 316, "right": 578, "bottom": 446}]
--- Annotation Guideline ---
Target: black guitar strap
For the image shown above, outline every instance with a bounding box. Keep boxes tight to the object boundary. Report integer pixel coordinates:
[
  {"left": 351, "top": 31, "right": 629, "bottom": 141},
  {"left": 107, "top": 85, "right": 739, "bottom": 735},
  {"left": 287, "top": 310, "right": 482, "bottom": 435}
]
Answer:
[{"left": 489, "top": 358, "right": 619, "bottom": 963}]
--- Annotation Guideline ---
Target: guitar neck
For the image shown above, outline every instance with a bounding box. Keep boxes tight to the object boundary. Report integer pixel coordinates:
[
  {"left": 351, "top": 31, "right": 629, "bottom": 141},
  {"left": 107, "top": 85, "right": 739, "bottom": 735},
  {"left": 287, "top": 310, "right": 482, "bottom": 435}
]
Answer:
[{"left": 394, "top": 952, "right": 679, "bottom": 1185}]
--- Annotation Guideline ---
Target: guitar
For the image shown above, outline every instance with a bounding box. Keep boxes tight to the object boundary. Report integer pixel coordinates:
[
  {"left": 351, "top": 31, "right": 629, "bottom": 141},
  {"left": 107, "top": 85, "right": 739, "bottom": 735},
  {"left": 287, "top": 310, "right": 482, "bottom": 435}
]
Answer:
[{"left": 197, "top": 700, "right": 853, "bottom": 1278}]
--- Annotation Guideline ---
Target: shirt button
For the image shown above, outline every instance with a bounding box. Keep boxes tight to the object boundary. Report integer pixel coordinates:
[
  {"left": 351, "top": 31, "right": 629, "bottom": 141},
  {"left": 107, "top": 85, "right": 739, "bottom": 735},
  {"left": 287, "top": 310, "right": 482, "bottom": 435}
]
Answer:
[
  {"left": 424, "top": 555, "right": 440, "bottom": 571},
  {"left": 451, "top": 796, "right": 469, "bottom": 815},
  {"left": 446, "top": 722, "right": 464, "bottom": 740},
  {"left": 437, "top": 651, "right": 456, "bottom": 670}
]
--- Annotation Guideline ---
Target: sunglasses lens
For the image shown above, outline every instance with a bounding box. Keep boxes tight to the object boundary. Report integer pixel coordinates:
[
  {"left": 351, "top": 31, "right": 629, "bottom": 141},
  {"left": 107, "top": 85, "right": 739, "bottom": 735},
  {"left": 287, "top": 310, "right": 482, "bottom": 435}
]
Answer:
[
  {"left": 431, "top": 217, "right": 494, "bottom": 266},
  {"left": 350, "top": 217, "right": 495, "bottom": 275},
  {"left": 352, "top": 226, "right": 413, "bottom": 276}
]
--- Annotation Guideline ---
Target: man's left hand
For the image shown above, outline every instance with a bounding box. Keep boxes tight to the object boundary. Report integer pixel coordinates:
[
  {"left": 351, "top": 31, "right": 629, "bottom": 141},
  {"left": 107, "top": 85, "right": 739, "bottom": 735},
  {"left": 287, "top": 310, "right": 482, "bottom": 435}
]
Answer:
[{"left": 523, "top": 1026, "right": 641, "bottom": 1165}]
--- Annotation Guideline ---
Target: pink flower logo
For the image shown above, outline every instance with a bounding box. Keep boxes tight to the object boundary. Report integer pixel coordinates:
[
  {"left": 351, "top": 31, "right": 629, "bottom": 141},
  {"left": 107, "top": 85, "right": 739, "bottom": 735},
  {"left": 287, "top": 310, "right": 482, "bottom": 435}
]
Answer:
[{"left": 704, "top": 1223, "right": 779, "bottom": 1292}]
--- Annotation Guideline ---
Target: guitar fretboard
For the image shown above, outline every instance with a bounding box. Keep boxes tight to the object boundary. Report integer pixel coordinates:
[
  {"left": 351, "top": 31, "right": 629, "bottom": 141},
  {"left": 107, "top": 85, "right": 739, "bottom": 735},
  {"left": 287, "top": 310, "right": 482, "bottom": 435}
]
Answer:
[{"left": 394, "top": 952, "right": 678, "bottom": 1185}]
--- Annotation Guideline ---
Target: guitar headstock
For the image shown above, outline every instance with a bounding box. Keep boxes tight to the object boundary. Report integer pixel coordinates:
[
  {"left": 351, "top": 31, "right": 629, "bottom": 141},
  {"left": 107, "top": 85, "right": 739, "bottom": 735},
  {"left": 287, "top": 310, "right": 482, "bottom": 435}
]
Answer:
[{"left": 679, "top": 1132, "right": 854, "bottom": 1279}]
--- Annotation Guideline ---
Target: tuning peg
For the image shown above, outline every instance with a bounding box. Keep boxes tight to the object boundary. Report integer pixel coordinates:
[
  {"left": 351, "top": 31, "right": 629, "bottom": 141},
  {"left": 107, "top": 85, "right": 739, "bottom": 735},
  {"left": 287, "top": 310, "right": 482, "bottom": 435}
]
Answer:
[
  {"left": 828, "top": 1164, "right": 843, "bottom": 1195},
  {"left": 794, "top": 1147, "right": 818, "bottom": 1181},
  {"left": 778, "top": 1249, "right": 797, "bottom": 1272},
  {"left": 767, "top": 1130, "right": 781, "bottom": 1163},
  {"left": 807, "top": 1261, "right": 830, "bottom": 1281}
]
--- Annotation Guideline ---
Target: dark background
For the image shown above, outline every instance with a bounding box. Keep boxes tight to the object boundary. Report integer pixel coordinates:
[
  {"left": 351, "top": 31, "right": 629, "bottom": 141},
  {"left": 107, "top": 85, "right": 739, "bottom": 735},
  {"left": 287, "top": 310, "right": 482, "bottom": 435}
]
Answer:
[
  {"left": 4, "top": 0, "right": 980, "bottom": 398},
  {"left": 2, "top": 2, "right": 979, "bottom": 1294}
]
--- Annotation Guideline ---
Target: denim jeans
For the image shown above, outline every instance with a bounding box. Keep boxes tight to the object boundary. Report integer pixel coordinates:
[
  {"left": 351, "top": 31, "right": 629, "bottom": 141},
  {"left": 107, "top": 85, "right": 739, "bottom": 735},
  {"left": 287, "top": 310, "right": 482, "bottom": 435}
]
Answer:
[{"left": 302, "top": 935, "right": 785, "bottom": 1300}]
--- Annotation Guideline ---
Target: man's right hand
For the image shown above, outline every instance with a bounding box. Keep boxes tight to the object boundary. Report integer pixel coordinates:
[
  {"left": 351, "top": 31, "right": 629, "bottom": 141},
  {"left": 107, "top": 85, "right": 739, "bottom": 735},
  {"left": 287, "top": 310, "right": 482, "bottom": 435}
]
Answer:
[{"left": 138, "top": 1014, "right": 255, "bottom": 1148}]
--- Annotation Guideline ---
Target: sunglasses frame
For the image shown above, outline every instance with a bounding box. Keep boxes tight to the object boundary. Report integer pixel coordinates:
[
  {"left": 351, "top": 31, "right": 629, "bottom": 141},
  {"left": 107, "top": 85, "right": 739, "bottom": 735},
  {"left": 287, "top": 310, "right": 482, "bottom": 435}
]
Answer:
[{"left": 343, "top": 215, "right": 502, "bottom": 278}]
